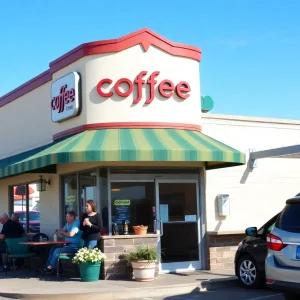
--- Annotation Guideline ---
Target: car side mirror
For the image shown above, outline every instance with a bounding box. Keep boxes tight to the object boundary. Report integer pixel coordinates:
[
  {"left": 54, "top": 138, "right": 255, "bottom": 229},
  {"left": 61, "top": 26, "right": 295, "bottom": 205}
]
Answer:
[{"left": 245, "top": 227, "right": 258, "bottom": 237}]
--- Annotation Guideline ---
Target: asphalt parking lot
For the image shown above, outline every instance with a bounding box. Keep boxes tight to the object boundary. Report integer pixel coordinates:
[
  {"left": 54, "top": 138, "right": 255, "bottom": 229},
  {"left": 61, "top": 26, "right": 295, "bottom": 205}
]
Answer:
[{"left": 136, "top": 287, "right": 284, "bottom": 300}]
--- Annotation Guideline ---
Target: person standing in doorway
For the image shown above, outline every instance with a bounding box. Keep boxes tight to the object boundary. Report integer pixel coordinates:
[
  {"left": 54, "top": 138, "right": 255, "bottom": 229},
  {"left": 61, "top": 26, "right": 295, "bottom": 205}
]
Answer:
[{"left": 80, "top": 200, "right": 103, "bottom": 249}]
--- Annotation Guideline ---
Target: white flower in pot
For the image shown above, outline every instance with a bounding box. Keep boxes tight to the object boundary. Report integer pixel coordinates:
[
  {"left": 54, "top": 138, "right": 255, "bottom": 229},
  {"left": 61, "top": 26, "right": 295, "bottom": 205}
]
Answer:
[{"left": 124, "top": 245, "right": 159, "bottom": 282}]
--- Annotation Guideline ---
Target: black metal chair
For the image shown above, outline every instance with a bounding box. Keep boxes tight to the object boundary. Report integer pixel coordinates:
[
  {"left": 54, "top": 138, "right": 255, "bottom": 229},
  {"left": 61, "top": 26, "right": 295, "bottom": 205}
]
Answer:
[{"left": 31, "top": 233, "right": 49, "bottom": 242}]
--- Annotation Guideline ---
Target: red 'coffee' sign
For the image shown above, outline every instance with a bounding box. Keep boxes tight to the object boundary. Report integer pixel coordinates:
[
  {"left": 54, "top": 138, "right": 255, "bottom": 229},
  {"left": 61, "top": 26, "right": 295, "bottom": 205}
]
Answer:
[
  {"left": 96, "top": 71, "right": 191, "bottom": 104},
  {"left": 51, "top": 84, "right": 75, "bottom": 113}
]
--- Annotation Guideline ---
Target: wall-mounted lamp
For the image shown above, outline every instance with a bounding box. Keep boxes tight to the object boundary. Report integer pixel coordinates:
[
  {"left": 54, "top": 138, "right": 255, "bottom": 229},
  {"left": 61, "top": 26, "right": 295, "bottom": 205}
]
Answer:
[
  {"left": 36, "top": 175, "right": 51, "bottom": 192},
  {"left": 111, "top": 188, "right": 121, "bottom": 192}
]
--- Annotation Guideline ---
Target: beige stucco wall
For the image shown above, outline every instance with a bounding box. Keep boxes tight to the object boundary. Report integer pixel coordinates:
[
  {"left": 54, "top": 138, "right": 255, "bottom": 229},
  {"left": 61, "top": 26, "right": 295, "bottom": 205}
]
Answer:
[
  {"left": 0, "top": 56, "right": 93, "bottom": 160},
  {"left": 0, "top": 83, "right": 52, "bottom": 159},
  {"left": 84, "top": 45, "right": 201, "bottom": 127},
  {"left": 202, "top": 114, "right": 300, "bottom": 233}
]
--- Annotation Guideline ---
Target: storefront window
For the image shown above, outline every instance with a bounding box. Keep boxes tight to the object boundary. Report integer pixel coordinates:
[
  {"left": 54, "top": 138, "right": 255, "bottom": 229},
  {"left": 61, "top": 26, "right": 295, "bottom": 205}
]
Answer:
[
  {"left": 62, "top": 174, "right": 78, "bottom": 218},
  {"left": 62, "top": 169, "right": 107, "bottom": 227},
  {"left": 158, "top": 183, "right": 197, "bottom": 222},
  {"left": 111, "top": 182, "right": 155, "bottom": 234},
  {"left": 79, "top": 171, "right": 97, "bottom": 216},
  {"left": 11, "top": 184, "right": 40, "bottom": 233}
]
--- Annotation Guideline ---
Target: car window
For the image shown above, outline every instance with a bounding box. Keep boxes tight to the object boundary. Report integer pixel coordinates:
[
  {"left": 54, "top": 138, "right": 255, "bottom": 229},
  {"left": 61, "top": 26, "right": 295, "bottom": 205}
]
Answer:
[
  {"left": 29, "top": 212, "right": 40, "bottom": 221},
  {"left": 267, "top": 223, "right": 275, "bottom": 234},
  {"left": 16, "top": 212, "right": 26, "bottom": 221},
  {"left": 276, "top": 204, "right": 300, "bottom": 233},
  {"left": 16, "top": 212, "right": 40, "bottom": 221},
  {"left": 257, "top": 213, "right": 279, "bottom": 235}
]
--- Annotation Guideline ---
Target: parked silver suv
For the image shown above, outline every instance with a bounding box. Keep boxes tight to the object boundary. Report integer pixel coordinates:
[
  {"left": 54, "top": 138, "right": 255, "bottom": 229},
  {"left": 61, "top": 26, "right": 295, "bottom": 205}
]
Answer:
[{"left": 265, "top": 197, "right": 300, "bottom": 299}]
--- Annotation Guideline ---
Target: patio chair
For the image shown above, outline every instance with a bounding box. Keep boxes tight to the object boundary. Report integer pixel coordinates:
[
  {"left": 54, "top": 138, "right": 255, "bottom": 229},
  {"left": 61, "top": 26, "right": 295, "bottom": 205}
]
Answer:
[
  {"left": 56, "top": 239, "right": 84, "bottom": 280},
  {"left": 5, "top": 237, "right": 36, "bottom": 275}
]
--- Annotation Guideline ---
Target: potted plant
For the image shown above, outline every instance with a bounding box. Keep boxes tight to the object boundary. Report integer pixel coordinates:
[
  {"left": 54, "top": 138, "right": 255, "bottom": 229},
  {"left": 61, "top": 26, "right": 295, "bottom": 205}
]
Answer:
[
  {"left": 72, "top": 247, "right": 106, "bottom": 282},
  {"left": 124, "top": 245, "right": 159, "bottom": 282},
  {"left": 133, "top": 225, "right": 148, "bottom": 235}
]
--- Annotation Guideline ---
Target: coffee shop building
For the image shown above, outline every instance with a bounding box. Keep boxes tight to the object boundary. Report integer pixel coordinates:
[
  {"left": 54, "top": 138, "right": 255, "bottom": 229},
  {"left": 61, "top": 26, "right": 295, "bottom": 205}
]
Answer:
[{"left": 0, "top": 28, "right": 245, "bottom": 277}]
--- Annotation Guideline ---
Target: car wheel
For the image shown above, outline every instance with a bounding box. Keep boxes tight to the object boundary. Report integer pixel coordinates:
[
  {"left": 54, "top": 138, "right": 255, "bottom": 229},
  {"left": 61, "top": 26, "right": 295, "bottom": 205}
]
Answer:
[
  {"left": 237, "top": 255, "right": 261, "bottom": 288},
  {"left": 283, "top": 292, "right": 298, "bottom": 300}
]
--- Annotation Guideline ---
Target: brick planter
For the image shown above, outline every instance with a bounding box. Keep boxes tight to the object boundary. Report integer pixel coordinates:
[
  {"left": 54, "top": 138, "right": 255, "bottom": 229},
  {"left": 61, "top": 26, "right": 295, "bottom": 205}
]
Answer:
[
  {"left": 208, "top": 233, "right": 245, "bottom": 272},
  {"left": 99, "top": 234, "right": 159, "bottom": 279}
]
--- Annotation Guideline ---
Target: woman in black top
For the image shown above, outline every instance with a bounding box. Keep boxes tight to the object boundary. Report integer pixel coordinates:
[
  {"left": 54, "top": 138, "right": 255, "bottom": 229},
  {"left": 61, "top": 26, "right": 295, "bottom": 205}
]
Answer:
[{"left": 80, "top": 200, "right": 103, "bottom": 248}]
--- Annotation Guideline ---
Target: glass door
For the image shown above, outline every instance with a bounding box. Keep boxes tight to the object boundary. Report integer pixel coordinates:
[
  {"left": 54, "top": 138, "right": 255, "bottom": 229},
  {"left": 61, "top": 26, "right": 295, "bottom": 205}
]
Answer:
[{"left": 155, "top": 180, "right": 201, "bottom": 273}]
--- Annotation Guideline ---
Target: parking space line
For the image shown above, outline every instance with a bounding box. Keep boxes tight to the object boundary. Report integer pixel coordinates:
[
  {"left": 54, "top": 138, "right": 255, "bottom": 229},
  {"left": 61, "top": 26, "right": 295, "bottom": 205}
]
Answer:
[{"left": 246, "top": 294, "right": 282, "bottom": 300}]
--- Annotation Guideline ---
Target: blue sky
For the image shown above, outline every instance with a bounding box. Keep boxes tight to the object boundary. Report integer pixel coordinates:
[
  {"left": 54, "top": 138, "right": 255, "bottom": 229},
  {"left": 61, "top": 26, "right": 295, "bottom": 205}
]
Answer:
[{"left": 1, "top": 0, "right": 300, "bottom": 119}]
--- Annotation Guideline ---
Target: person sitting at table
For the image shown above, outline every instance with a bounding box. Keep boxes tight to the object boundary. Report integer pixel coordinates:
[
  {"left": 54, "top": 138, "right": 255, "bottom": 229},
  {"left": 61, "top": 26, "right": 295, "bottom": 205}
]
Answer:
[
  {"left": 11, "top": 213, "right": 20, "bottom": 223},
  {"left": 0, "top": 213, "right": 25, "bottom": 272},
  {"left": 44, "top": 211, "right": 81, "bottom": 273},
  {"left": 11, "top": 213, "right": 25, "bottom": 231}
]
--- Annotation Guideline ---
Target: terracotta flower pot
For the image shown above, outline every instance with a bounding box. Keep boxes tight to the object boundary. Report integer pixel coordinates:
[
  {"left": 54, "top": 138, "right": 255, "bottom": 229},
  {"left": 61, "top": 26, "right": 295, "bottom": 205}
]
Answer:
[
  {"left": 133, "top": 226, "right": 148, "bottom": 235},
  {"left": 131, "top": 260, "right": 156, "bottom": 282}
]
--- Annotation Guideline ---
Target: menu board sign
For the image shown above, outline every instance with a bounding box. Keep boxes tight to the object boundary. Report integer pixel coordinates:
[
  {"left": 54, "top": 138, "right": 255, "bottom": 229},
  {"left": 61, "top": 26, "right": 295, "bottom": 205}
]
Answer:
[{"left": 115, "top": 199, "right": 131, "bottom": 224}]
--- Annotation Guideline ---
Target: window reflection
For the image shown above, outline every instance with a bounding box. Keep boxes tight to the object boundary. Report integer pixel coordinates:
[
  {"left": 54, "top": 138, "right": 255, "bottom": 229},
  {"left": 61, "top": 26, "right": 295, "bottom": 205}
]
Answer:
[
  {"left": 62, "top": 170, "right": 105, "bottom": 231},
  {"left": 79, "top": 171, "right": 97, "bottom": 215},
  {"left": 12, "top": 184, "right": 40, "bottom": 233},
  {"left": 159, "top": 183, "right": 197, "bottom": 222},
  {"left": 62, "top": 174, "right": 78, "bottom": 217},
  {"left": 111, "top": 182, "right": 155, "bottom": 233}
]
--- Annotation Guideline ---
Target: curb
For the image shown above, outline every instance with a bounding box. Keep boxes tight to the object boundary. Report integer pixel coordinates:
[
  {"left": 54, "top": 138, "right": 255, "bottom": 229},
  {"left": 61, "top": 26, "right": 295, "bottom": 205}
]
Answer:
[
  {"left": 200, "top": 277, "right": 238, "bottom": 291},
  {"left": 0, "top": 277, "right": 238, "bottom": 300}
]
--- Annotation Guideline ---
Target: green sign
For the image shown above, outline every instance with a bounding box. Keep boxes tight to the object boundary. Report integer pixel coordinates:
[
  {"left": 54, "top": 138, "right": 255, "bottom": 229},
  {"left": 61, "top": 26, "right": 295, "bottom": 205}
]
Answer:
[
  {"left": 65, "top": 195, "right": 76, "bottom": 203},
  {"left": 114, "top": 199, "right": 130, "bottom": 206},
  {"left": 115, "top": 200, "right": 131, "bottom": 224},
  {"left": 201, "top": 95, "right": 214, "bottom": 113}
]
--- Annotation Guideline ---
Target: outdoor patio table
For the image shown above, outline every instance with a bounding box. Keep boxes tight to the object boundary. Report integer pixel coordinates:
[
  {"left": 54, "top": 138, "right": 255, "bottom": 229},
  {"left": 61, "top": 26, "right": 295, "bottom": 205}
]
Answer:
[{"left": 19, "top": 241, "right": 71, "bottom": 272}]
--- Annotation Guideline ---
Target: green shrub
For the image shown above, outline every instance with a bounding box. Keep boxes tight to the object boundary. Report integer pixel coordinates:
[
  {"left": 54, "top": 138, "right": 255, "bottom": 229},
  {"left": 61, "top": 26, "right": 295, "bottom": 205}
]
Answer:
[{"left": 124, "top": 245, "right": 159, "bottom": 262}]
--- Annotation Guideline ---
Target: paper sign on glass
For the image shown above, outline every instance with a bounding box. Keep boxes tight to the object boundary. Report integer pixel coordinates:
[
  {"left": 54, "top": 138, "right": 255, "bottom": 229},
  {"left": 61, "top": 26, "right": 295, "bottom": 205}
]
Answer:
[
  {"left": 160, "top": 204, "right": 169, "bottom": 222},
  {"left": 185, "top": 215, "right": 197, "bottom": 222}
]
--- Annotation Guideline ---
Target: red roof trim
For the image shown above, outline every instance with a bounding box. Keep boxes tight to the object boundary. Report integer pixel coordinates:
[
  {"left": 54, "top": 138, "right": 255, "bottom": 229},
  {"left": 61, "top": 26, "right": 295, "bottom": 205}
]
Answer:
[
  {"left": 53, "top": 122, "right": 202, "bottom": 141},
  {"left": 0, "top": 28, "right": 201, "bottom": 107},
  {"left": 49, "top": 28, "right": 201, "bottom": 73},
  {"left": 0, "top": 71, "right": 51, "bottom": 108}
]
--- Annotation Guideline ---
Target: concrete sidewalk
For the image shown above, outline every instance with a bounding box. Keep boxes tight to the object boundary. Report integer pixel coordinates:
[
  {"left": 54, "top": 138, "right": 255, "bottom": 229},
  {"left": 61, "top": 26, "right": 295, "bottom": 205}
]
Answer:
[{"left": 0, "top": 270, "right": 237, "bottom": 300}]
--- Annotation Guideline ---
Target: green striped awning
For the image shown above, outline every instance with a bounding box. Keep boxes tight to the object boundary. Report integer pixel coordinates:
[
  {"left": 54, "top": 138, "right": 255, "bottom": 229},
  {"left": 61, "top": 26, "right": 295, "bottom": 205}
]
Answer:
[{"left": 0, "top": 129, "right": 245, "bottom": 178}]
